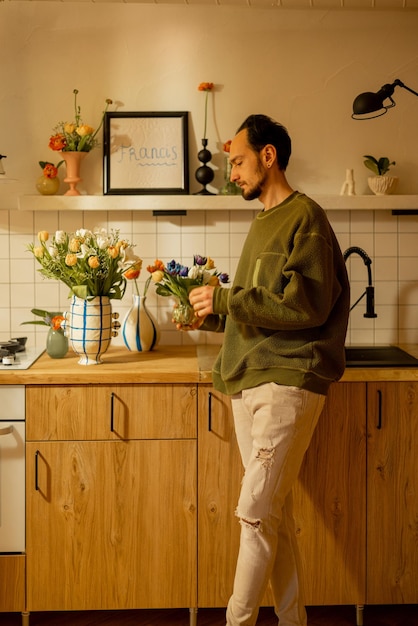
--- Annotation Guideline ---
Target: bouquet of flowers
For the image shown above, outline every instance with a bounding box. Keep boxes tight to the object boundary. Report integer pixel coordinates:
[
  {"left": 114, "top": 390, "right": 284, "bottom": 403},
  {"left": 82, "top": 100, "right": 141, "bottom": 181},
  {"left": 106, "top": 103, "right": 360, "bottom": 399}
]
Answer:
[
  {"left": 146, "top": 255, "right": 229, "bottom": 325},
  {"left": 48, "top": 89, "right": 112, "bottom": 153},
  {"left": 28, "top": 228, "right": 141, "bottom": 301}
]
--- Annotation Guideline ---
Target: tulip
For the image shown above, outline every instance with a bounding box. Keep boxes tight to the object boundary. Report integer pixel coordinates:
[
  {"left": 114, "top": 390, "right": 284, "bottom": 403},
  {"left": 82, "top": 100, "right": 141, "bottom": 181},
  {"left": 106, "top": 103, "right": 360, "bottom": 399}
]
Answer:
[
  {"left": 69, "top": 237, "right": 82, "bottom": 253},
  {"left": 38, "top": 231, "right": 49, "bottom": 242},
  {"left": 152, "top": 270, "right": 164, "bottom": 283},
  {"left": 107, "top": 246, "right": 119, "bottom": 259},
  {"left": 88, "top": 256, "right": 100, "bottom": 269},
  {"left": 33, "top": 246, "right": 44, "bottom": 258},
  {"left": 76, "top": 125, "right": 95, "bottom": 137},
  {"left": 65, "top": 253, "right": 78, "bottom": 267}
]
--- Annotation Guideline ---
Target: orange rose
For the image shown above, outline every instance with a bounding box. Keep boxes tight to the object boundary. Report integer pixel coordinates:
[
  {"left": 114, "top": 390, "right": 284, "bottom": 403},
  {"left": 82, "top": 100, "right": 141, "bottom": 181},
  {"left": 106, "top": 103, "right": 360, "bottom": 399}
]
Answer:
[
  {"left": 198, "top": 82, "right": 214, "bottom": 92},
  {"left": 43, "top": 164, "right": 58, "bottom": 179},
  {"left": 51, "top": 315, "right": 65, "bottom": 331},
  {"left": 49, "top": 133, "right": 67, "bottom": 151}
]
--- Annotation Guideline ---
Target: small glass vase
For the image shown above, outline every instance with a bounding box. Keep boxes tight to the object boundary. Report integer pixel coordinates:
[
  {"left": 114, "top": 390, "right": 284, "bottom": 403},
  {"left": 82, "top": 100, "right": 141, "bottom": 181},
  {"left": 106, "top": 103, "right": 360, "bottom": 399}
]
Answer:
[
  {"left": 172, "top": 301, "right": 198, "bottom": 328},
  {"left": 36, "top": 175, "right": 60, "bottom": 196},
  {"left": 46, "top": 328, "right": 68, "bottom": 359}
]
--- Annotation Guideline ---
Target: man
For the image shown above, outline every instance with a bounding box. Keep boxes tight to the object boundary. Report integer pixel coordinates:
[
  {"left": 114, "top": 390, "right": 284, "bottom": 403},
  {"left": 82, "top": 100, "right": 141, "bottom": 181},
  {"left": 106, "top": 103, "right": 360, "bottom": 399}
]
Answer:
[{"left": 187, "top": 114, "right": 350, "bottom": 626}]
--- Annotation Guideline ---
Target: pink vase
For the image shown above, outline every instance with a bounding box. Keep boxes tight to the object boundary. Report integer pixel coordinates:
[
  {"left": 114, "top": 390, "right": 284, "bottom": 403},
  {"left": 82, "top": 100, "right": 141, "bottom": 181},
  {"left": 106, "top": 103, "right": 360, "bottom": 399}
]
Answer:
[{"left": 60, "top": 151, "right": 87, "bottom": 196}]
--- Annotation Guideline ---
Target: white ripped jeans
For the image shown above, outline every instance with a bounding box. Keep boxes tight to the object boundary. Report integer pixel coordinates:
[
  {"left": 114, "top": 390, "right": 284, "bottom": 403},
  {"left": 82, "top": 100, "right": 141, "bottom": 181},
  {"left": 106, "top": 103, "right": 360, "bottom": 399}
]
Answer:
[{"left": 227, "top": 383, "right": 325, "bottom": 626}]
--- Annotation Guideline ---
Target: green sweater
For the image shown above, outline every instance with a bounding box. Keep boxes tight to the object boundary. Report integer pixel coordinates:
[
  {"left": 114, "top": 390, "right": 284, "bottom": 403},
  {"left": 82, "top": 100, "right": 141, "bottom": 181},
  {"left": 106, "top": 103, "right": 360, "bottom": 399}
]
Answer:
[{"left": 202, "top": 191, "right": 350, "bottom": 396}]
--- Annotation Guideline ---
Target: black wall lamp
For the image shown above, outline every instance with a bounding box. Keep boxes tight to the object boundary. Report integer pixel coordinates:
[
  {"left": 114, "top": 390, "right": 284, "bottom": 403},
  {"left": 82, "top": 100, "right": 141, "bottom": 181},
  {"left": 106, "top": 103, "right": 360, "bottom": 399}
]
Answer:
[{"left": 352, "top": 78, "right": 418, "bottom": 120}]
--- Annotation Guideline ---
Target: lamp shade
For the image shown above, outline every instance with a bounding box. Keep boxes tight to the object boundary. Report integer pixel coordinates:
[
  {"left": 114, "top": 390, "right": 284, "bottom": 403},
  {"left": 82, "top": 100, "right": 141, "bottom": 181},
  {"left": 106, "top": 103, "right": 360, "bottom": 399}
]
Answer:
[{"left": 352, "top": 91, "right": 387, "bottom": 116}]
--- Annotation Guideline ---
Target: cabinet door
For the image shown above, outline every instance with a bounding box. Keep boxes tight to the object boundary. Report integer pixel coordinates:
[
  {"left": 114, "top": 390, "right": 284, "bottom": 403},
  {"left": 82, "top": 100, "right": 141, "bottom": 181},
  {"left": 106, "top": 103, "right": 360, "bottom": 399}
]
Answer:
[
  {"left": 26, "top": 384, "right": 197, "bottom": 441},
  {"left": 0, "top": 555, "right": 25, "bottom": 612},
  {"left": 198, "top": 386, "right": 243, "bottom": 607},
  {"left": 198, "top": 382, "right": 367, "bottom": 608},
  {"left": 293, "top": 382, "right": 366, "bottom": 605},
  {"left": 367, "top": 382, "right": 418, "bottom": 604},
  {"left": 26, "top": 439, "right": 197, "bottom": 611}
]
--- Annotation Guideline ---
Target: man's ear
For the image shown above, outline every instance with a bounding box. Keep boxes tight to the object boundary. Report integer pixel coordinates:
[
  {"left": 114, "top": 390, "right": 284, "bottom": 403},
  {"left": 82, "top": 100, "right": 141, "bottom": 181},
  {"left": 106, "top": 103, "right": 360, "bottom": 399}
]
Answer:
[{"left": 263, "top": 144, "right": 276, "bottom": 169}]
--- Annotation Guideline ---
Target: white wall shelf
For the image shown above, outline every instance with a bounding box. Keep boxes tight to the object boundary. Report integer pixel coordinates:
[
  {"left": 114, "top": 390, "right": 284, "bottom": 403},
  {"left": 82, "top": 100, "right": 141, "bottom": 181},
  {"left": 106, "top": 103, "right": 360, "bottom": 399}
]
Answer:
[{"left": 17, "top": 194, "right": 418, "bottom": 212}]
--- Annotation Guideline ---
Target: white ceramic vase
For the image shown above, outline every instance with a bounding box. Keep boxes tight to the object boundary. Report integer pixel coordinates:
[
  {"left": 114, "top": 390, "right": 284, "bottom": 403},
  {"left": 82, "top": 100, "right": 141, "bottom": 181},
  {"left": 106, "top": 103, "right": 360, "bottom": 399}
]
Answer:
[
  {"left": 368, "top": 175, "right": 398, "bottom": 196},
  {"left": 121, "top": 294, "right": 159, "bottom": 352},
  {"left": 62, "top": 295, "right": 119, "bottom": 365}
]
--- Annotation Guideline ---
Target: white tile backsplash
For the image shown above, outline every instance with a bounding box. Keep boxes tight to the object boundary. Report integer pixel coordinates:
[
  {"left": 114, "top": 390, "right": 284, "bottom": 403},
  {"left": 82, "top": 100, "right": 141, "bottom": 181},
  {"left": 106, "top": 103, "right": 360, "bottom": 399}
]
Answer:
[{"left": 2, "top": 208, "right": 418, "bottom": 348}]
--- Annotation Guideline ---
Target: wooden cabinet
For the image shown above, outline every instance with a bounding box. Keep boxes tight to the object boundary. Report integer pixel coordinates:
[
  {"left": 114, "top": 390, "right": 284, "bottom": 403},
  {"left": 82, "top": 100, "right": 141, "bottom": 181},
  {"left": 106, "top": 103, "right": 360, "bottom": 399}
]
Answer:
[
  {"left": 25, "top": 384, "right": 197, "bottom": 612},
  {"left": 366, "top": 382, "right": 418, "bottom": 604},
  {"left": 198, "top": 383, "right": 367, "bottom": 608},
  {"left": 0, "top": 555, "right": 25, "bottom": 612}
]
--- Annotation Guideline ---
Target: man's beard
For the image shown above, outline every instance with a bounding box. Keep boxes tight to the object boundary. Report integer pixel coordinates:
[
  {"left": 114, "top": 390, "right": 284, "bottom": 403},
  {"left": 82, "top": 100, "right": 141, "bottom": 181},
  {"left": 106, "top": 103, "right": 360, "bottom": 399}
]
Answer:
[{"left": 242, "top": 160, "right": 267, "bottom": 201}]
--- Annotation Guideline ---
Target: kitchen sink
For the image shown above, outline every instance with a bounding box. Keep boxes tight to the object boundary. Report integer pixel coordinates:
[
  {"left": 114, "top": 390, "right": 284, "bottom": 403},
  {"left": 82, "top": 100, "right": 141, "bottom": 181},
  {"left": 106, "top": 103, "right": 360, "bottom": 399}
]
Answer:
[{"left": 345, "top": 345, "right": 418, "bottom": 368}]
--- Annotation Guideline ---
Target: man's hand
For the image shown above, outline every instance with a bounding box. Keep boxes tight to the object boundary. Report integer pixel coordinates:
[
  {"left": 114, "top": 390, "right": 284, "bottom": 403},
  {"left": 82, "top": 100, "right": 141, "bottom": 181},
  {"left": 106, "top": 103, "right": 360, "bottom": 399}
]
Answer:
[{"left": 189, "top": 285, "right": 215, "bottom": 319}]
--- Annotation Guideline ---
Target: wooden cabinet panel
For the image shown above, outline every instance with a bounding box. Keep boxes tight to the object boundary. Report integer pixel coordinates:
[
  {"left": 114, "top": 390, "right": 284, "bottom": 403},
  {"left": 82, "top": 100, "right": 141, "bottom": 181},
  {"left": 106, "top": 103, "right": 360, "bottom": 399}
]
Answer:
[
  {"left": 26, "top": 384, "right": 197, "bottom": 441},
  {"left": 0, "top": 555, "right": 25, "bottom": 612},
  {"left": 26, "top": 439, "right": 197, "bottom": 611},
  {"left": 293, "top": 382, "right": 367, "bottom": 605},
  {"left": 367, "top": 382, "right": 418, "bottom": 604}
]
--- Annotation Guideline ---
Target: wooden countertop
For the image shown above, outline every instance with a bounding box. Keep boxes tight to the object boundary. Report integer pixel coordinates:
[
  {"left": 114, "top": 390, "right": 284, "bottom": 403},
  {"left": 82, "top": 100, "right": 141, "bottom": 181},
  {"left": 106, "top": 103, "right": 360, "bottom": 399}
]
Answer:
[{"left": 0, "top": 343, "right": 417, "bottom": 385}]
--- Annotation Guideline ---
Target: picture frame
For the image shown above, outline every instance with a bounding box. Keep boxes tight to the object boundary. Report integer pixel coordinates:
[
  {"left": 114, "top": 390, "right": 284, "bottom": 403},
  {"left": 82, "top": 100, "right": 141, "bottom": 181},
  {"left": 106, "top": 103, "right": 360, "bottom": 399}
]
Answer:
[{"left": 103, "top": 111, "right": 189, "bottom": 195}]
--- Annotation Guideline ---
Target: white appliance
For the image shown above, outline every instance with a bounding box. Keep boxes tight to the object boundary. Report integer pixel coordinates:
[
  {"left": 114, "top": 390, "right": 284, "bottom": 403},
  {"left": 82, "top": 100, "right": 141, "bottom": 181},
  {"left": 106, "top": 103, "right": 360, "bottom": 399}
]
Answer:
[
  {"left": 0, "top": 345, "right": 44, "bottom": 371},
  {"left": 0, "top": 385, "right": 25, "bottom": 552}
]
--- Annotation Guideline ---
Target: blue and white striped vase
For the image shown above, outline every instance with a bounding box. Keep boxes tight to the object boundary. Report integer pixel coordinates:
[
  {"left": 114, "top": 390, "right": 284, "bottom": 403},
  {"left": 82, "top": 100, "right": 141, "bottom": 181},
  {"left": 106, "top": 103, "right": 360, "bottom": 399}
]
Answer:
[
  {"left": 121, "top": 294, "right": 159, "bottom": 352},
  {"left": 63, "top": 295, "right": 119, "bottom": 365}
]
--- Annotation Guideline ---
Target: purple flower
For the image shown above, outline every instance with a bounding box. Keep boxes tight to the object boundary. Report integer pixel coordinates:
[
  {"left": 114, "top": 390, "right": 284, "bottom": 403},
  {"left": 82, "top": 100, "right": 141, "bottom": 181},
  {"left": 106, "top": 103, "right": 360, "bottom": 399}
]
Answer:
[
  {"left": 194, "top": 255, "right": 207, "bottom": 266},
  {"left": 218, "top": 272, "right": 229, "bottom": 284},
  {"left": 179, "top": 266, "right": 189, "bottom": 277}
]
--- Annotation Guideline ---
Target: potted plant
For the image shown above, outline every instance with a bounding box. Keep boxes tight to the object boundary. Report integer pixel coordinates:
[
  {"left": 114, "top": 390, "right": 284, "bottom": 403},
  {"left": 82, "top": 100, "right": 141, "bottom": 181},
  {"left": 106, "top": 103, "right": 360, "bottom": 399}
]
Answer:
[{"left": 363, "top": 155, "right": 398, "bottom": 195}]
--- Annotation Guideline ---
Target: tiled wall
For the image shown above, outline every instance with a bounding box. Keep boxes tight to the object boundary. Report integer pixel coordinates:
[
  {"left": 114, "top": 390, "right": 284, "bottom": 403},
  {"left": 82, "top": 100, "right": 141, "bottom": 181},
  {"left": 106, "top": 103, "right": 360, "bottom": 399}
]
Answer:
[{"left": 1, "top": 207, "right": 417, "bottom": 350}]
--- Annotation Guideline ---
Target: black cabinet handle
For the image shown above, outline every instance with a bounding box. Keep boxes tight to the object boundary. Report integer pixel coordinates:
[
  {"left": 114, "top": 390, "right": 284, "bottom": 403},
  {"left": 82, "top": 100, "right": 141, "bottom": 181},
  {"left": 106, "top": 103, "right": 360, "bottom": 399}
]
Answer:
[
  {"left": 377, "top": 389, "right": 382, "bottom": 430},
  {"left": 208, "top": 391, "right": 212, "bottom": 432},
  {"left": 35, "top": 450, "right": 40, "bottom": 491},
  {"left": 110, "top": 392, "right": 115, "bottom": 432}
]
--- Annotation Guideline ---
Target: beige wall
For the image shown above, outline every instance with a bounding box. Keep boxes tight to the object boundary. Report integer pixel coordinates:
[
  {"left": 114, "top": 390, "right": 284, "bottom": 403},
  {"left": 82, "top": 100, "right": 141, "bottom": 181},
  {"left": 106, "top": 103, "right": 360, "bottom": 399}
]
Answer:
[{"left": 0, "top": 3, "right": 417, "bottom": 347}]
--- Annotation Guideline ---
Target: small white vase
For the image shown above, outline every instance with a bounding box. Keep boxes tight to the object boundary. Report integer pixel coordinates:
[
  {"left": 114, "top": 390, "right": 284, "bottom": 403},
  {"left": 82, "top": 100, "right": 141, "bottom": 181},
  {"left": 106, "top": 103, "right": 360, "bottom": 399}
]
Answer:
[
  {"left": 62, "top": 295, "right": 119, "bottom": 365},
  {"left": 368, "top": 175, "right": 398, "bottom": 196},
  {"left": 121, "top": 294, "right": 159, "bottom": 352}
]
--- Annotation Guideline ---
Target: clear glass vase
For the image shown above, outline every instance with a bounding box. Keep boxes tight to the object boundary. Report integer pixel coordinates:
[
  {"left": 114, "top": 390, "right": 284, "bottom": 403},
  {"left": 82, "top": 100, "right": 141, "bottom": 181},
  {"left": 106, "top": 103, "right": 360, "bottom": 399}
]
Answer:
[{"left": 172, "top": 302, "right": 198, "bottom": 328}]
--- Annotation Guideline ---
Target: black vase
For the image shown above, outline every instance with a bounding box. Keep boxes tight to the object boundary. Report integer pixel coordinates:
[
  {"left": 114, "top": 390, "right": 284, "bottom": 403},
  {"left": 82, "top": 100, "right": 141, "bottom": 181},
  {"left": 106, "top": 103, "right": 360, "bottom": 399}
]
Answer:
[{"left": 194, "top": 139, "right": 215, "bottom": 195}]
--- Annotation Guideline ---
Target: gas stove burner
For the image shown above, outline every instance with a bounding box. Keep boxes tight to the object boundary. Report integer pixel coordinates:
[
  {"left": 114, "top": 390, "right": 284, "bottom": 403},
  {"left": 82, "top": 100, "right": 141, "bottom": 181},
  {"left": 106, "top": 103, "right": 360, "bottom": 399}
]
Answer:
[{"left": 0, "top": 342, "right": 44, "bottom": 370}]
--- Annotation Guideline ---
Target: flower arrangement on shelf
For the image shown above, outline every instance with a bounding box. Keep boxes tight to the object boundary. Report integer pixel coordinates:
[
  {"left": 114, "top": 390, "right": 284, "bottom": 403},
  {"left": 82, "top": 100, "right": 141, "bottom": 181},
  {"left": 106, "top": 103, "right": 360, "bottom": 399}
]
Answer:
[
  {"left": 198, "top": 82, "right": 214, "bottom": 140},
  {"left": 48, "top": 89, "right": 113, "bottom": 153},
  {"left": 27, "top": 228, "right": 141, "bottom": 301},
  {"left": 22, "top": 308, "right": 64, "bottom": 330},
  {"left": 144, "top": 255, "right": 229, "bottom": 325},
  {"left": 39, "top": 160, "right": 64, "bottom": 179}
]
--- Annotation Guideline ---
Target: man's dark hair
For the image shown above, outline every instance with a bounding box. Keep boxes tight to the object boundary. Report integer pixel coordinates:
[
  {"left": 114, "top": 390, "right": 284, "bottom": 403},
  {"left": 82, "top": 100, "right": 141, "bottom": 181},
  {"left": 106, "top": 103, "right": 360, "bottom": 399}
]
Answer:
[{"left": 236, "top": 114, "right": 291, "bottom": 171}]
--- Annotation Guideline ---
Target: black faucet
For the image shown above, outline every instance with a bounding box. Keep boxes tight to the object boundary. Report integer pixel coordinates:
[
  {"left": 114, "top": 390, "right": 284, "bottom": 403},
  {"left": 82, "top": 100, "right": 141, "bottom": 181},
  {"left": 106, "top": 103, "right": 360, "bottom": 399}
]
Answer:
[{"left": 343, "top": 246, "right": 377, "bottom": 318}]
